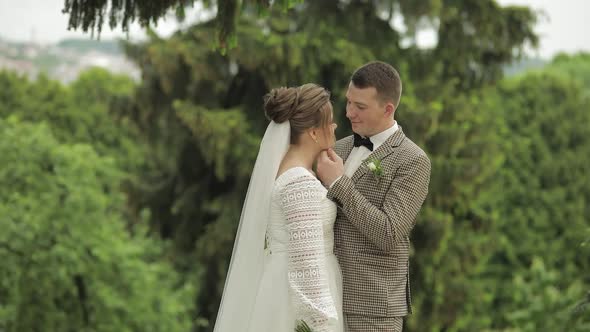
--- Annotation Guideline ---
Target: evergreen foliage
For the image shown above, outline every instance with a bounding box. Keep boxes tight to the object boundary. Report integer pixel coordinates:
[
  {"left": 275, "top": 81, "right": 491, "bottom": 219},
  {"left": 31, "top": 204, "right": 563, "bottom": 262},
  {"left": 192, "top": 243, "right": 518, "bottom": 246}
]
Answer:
[{"left": 0, "top": 1, "right": 587, "bottom": 331}]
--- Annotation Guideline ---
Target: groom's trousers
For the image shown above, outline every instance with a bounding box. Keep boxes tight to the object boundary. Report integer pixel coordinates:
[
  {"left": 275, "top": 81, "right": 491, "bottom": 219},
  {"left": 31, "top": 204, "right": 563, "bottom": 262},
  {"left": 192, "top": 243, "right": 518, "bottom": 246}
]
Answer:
[{"left": 344, "top": 314, "right": 403, "bottom": 332}]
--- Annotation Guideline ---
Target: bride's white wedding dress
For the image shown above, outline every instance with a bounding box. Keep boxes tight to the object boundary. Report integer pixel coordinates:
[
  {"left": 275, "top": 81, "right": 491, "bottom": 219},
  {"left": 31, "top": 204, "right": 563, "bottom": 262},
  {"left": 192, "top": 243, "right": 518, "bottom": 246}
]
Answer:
[
  {"left": 214, "top": 121, "right": 343, "bottom": 332},
  {"left": 247, "top": 167, "right": 344, "bottom": 332}
]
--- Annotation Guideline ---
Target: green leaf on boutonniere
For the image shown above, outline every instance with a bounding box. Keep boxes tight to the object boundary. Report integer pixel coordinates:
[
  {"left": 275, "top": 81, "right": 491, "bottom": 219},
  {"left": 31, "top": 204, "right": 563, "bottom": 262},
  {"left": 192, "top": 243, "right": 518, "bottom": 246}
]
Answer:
[{"left": 295, "top": 320, "right": 313, "bottom": 332}]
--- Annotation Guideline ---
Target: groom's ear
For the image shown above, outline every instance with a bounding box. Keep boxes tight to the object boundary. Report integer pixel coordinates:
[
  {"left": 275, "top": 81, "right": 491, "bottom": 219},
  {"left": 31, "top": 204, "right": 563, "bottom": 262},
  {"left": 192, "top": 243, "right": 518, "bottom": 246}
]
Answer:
[{"left": 384, "top": 103, "right": 396, "bottom": 118}]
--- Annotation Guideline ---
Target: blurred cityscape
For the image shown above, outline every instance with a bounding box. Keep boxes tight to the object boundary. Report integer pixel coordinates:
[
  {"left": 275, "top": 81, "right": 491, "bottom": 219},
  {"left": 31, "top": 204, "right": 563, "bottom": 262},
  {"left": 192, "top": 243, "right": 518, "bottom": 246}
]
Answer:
[
  {"left": 0, "top": 34, "right": 551, "bottom": 86},
  {"left": 0, "top": 36, "right": 140, "bottom": 83}
]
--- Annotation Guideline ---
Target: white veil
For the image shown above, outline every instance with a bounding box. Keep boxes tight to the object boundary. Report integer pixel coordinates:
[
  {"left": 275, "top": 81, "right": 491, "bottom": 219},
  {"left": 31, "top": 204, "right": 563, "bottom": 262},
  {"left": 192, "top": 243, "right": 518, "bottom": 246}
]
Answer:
[{"left": 213, "top": 120, "right": 291, "bottom": 332}]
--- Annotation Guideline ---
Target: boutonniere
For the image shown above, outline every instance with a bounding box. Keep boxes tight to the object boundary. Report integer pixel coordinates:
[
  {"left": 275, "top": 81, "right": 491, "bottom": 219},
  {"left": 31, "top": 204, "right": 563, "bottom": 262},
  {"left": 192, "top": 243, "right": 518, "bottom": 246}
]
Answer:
[{"left": 366, "top": 157, "right": 383, "bottom": 178}]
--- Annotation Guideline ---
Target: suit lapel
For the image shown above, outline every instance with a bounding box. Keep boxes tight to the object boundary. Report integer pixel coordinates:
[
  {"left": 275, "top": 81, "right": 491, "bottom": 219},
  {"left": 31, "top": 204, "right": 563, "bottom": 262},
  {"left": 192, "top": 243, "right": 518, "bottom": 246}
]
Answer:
[{"left": 350, "top": 126, "right": 406, "bottom": 183}]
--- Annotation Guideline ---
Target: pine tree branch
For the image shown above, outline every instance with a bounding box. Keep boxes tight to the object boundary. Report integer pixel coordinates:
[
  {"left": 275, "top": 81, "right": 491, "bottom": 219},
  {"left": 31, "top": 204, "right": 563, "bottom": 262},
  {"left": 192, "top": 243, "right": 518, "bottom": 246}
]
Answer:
[{"left": 61, "top": 0, "right": 302, "bottom": 50}]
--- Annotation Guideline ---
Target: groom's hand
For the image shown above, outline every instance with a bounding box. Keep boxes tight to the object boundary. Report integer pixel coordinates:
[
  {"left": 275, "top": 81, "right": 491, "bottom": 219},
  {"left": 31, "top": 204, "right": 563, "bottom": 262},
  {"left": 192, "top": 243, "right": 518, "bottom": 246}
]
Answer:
[{"left": 317, "top": 148, "right": 344, "bottom": 186}]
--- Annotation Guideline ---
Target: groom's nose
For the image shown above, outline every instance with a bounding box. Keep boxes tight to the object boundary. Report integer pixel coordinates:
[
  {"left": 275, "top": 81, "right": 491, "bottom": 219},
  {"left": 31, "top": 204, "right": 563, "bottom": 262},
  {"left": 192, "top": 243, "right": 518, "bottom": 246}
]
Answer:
[{"left": 346, "top": 105, "right": 355, "bottom": 119}]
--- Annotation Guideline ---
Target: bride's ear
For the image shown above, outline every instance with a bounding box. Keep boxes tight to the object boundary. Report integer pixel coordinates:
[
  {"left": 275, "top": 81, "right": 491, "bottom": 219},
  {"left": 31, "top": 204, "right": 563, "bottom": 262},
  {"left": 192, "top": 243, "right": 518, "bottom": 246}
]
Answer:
[{"left": 308, "top": 128, "right": 319, "bottom": 143}]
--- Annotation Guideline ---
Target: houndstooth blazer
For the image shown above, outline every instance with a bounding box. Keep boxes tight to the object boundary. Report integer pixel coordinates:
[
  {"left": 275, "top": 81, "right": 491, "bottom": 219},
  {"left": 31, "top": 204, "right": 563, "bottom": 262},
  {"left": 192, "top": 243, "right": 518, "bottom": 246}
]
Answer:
[{"left": 327, "top": 126, "right": 431, "bottom": 318}]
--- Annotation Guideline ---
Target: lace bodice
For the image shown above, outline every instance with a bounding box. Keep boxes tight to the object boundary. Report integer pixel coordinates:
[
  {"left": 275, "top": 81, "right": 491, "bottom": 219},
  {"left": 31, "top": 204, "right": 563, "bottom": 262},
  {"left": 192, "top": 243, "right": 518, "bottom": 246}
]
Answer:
[{"left": 268, "top": 167, "right": 338, "bottom": 332}]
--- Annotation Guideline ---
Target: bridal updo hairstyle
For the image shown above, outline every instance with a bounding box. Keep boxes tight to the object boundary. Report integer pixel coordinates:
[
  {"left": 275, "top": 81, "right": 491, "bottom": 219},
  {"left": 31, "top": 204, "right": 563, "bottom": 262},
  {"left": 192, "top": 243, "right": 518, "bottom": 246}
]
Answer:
[{"left": 264, "top": 83, "right": 332, "bottom": 144}]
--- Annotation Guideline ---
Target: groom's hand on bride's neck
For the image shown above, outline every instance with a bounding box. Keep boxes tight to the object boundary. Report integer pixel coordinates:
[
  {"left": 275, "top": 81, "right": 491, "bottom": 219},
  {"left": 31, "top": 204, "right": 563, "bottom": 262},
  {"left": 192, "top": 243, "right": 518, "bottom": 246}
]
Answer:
[{"left": 317, "top": 148, "right": 344, "bottom": 186}]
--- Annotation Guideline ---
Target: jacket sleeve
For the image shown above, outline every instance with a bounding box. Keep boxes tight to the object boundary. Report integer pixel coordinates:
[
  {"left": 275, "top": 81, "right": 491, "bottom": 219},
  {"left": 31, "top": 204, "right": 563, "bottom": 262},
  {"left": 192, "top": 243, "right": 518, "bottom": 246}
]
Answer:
[
  {"left": 327, "top": 153, "right": 431, "bottom": 252},
  {"left": 279, "top": 174, "right": 338, "bottom": 332}
]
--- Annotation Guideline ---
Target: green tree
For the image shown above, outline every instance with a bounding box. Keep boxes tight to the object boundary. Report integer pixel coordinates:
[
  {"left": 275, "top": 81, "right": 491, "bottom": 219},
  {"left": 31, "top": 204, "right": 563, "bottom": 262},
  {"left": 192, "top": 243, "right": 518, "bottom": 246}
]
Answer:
[
  {"left": 0, "top": 117, "right": 194, "bottom": 332},
  {"left": 62, "top": 0, "right": 537, "bottom": 56},
  {"left": 111, "top": 2, "right": 538, "bottom": 331},
  {"left": 0, "top": 69, "right": 143, "bottom": 172},
  {"left": 474, "top": 68, "right": 590, "bottom": 331},
  {"left": 55, "top": 0, "right": 550, "bottom": 330},
  {"left": 62, "top": 0, "right": 303, "bottom": 50},
  {"left": 545, "top": 53, "right": 590, "bottom": 98},
  {"left": 0, "top": 68, "right": 150, "bottom": 228}
]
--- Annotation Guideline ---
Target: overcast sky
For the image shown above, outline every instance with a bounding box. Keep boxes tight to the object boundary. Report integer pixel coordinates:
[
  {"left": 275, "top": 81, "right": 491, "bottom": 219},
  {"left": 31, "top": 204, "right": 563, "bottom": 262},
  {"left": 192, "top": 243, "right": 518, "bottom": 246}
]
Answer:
[{"left": 0, "top": 0, "right": 588, "bottom": 59}]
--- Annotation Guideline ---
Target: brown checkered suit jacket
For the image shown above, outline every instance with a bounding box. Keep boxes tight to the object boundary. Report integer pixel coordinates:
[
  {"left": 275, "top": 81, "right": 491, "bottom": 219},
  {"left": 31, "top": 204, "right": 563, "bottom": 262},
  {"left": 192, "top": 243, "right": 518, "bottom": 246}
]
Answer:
[{"left": 327, "top": 126, "right": 431, "bottom": 318}]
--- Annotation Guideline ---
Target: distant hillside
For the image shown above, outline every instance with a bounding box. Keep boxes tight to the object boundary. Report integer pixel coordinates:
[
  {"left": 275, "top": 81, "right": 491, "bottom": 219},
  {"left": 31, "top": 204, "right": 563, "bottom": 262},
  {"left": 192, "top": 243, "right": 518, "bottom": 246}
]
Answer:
[
  {"left": 0, "top": 36, "right": 138, "bottom": 83},
  {"left": 503, "top": 57, "right": 548, "bottom": 76},
  {"left": 56, "top": 38, "right": 124, "bottom": 55}
]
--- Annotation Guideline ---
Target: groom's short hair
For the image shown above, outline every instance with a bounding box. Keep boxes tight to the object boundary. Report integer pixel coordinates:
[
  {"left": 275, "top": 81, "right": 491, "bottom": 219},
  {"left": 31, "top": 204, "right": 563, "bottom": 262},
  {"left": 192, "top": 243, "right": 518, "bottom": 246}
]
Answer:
[{"left": 351, "top": 61, "right": 402, "bottom": 108}]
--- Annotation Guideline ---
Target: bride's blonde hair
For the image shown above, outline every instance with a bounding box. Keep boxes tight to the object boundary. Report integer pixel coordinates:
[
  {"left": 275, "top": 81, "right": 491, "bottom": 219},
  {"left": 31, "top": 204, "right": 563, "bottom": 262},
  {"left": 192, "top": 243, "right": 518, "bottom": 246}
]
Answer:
[{"left": 264, "top": 83, "right": 332, "bottom": 144}]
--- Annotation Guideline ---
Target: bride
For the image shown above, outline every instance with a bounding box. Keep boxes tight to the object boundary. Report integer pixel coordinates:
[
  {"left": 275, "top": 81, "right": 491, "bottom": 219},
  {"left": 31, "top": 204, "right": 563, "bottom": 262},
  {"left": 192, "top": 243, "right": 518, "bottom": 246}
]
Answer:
[{"left": 213, "top": 83, "right": 344, "bottom": 332}]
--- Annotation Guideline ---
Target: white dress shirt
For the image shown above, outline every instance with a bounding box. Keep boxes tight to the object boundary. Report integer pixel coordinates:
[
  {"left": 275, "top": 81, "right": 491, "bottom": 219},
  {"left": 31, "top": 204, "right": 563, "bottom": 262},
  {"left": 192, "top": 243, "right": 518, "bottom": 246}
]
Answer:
[
  {"left": 329, "top": 122, "right": 399, "bottom": 188},
  {"left": 344, "top": 122, "right": 399, "bottom": 177}
]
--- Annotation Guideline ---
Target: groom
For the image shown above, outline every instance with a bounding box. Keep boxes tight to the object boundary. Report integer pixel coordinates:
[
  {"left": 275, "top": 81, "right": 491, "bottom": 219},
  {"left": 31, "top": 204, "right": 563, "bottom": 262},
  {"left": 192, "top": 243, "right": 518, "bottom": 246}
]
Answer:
[{"left": 317, "top": 61, "right": 431, "bottom": 332}]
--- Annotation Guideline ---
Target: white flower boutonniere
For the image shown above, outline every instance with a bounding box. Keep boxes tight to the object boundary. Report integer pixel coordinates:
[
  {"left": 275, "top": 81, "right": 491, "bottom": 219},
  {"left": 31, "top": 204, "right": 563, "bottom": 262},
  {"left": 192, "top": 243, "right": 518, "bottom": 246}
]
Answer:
[{"left": 367, "top": 157, "right": 383, "bottom": 179}]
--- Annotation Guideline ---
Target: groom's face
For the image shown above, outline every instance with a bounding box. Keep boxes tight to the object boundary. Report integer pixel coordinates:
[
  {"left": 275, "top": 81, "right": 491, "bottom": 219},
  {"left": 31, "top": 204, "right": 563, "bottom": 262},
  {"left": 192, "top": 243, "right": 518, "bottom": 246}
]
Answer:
[{"left": 345, "top": 82, "right": 390, "bottom": 137}]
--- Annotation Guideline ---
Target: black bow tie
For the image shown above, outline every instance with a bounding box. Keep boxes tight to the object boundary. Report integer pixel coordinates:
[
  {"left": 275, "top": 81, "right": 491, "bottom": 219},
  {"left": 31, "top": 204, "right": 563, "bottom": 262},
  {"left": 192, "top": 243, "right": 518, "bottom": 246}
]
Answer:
[{"left": 353, "top": 133, "right": 373, "bottom": 151}]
